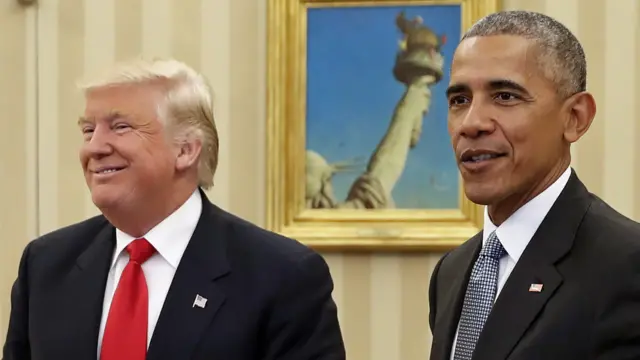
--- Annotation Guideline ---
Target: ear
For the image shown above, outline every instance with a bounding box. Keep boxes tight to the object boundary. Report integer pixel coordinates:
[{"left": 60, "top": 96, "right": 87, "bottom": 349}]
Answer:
[
  {"left": 174, "top": 135, "right": 202, "bottom": 172},
  {"left": 563, "top": 91, "right": 596, "bottom": 143}
]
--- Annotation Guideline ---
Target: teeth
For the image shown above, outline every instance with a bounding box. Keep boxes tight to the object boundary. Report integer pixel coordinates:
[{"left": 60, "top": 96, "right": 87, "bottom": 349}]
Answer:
[
  {"left": 98, "top": 168, "right": 119, "bottom": 174},
  {"left": 471, "top": 154, "right": 496, "bottom": 162}
]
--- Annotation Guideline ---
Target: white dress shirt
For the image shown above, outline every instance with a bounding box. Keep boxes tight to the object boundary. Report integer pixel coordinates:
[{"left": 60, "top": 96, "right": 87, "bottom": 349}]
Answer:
[
  {"left": 449, "top": 166, "right": 571, "bottom": 359},
  {"left": 97, "top": 189, "right": 202, "bottom": 358}
]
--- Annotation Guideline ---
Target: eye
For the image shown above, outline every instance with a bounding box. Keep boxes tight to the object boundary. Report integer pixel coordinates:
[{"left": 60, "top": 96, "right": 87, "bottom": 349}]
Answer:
[
  {"left": 81, "top": 128, "right": 94, "bottom": 141},
  {"left": 494, "top": 92, "right": 520, "bottom": 103},
  {"left": 448, "top": 95, "right": 470, "bottom": 108},
  {"left": 113, "top": 123, "right": 131, "bottom": 131}
]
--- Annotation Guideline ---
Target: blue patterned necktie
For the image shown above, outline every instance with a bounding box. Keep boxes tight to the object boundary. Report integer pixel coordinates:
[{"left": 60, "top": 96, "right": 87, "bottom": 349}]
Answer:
[{"left": 453, "top": 231, "right": 506, "bottom": 360}]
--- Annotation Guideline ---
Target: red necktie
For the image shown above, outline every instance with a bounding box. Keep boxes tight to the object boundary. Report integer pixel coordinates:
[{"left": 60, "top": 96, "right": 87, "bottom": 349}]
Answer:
[{"left": 101, "top": 238, "right": 156, "bottom": 360}]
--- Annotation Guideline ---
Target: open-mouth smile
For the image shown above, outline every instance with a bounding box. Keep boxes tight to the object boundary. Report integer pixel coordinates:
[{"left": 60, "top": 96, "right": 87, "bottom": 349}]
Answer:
[
  {"left": 459, "top": 149, "right": 507, "bottom": 171},
  {"left": 92, "top": 166, "right": 126, "bottom": 176}
]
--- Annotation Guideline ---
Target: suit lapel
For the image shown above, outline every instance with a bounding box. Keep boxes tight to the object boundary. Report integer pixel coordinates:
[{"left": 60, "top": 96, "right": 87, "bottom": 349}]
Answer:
[
  {"left": 431, "top": 234, "right": 482, "bottom": 360},
  {"left": 68, "top": 224, "right": 115, "bottom": 359},
  {"left": 146, "top": 195, "right": 231, "bottom": 360},
  {"left": 472, "top": 171, "right": 592, "bottom": 359}
]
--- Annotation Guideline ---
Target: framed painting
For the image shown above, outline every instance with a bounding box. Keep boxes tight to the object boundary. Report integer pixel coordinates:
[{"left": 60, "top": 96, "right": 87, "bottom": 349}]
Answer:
[{"left": 266, "top": 0, "right": 501, "bottom": 251}]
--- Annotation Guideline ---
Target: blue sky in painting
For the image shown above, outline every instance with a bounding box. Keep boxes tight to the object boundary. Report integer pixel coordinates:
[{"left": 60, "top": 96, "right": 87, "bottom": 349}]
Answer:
[{"left": 306, "top": 4, "right": 461, "bottom": 209}]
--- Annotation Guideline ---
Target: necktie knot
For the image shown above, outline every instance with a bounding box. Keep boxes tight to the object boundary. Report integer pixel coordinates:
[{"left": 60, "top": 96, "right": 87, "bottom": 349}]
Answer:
[
  {"left": 481, "top": 232, "right": 506, "bottom": 260},
  {"left": 126, "top": 238, "right": 155, "bottom": 264}
]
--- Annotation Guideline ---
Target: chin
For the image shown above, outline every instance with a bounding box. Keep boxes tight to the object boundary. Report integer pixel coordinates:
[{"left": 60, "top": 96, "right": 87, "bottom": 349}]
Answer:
[
  {"left": 90, "top": 188, "right": 124, "bottom": 211},
  {"left": 463, "top": 183, "right": 502, "bottom": 206}
]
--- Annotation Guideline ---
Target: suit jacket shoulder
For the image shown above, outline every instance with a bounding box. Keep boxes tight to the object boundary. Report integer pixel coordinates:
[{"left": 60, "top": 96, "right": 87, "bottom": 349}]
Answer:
[
  {"left": 214, "top": 207, "right": 321, "bottom": 266},
  {"left": 22, "top": 215, "right": 113, "bottom": 274},
  {"left": 578, "top": 193, "right": 640, "bottom": 254}
]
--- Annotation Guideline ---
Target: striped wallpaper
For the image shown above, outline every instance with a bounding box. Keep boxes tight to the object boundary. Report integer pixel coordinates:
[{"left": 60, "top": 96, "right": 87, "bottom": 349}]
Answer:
[{"left": 0, "top": 0, "right": 638, "bottom": 359}]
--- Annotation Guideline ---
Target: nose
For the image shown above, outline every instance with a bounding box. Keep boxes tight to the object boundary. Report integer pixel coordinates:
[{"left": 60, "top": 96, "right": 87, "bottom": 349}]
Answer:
[
  {"left": 456, "top": 102, "right": 496, "bottom": 139},
  {"left": 83, "top": 126, "right": 114, "bottom": 158}
]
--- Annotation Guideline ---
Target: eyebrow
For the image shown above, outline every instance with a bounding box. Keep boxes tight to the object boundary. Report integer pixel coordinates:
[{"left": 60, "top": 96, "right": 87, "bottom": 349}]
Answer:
[
  {"left": 77, "top": 116, "right": 91, "bottom": 126},
  {"left": 77, "top": 111, "right": 125, "bottom": 126},
  {"left": 446, "top": 79, "right": 531, "bottom": 98}
]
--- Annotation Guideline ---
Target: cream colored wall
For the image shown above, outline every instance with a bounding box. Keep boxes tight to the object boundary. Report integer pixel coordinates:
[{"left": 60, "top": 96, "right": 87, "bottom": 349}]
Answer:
[{"left": 0, "top": 0, "right": 638, "bottom": 359}]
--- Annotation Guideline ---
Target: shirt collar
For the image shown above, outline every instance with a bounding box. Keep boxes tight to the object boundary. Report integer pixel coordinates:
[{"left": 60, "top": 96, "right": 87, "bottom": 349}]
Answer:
[
  {"left": 483, "top": 166, "right": 572, "bottom": 262},
  {"left": 112, "top": 189, "right": 203, "bottom": 269}
]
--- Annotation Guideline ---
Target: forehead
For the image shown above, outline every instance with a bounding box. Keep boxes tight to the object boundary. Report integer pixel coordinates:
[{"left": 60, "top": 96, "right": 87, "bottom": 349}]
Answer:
[
  {"left": 83, "top": 83, "right": 161, "bottom": 119},
  {"left": 449, "top": 35, "right": 545, "bottom": 90}
]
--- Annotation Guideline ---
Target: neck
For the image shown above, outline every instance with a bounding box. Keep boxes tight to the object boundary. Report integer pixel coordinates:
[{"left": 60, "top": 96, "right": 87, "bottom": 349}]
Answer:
[
  {"left": 103, "top": 183, "right": 198, "bottom": 237},
  {"left": 488, "top": 158, "right": 570, "bottom": 226}
]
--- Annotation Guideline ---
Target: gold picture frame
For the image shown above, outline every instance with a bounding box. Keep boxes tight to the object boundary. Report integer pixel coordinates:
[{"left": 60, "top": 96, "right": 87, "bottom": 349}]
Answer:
[{"left": 266, "top": 0, "right": 501, "bottom": 252}]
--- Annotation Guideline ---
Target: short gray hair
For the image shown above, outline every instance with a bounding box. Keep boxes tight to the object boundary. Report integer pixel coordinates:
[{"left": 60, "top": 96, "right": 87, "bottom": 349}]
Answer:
[{"left": 462, "top": 10, "right": 586, "bottom": 98}]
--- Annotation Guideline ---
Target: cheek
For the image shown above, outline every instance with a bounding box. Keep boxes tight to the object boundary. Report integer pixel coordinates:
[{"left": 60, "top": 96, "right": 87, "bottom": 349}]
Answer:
[
  {"left": 495, "top": 109, "right": 533, "bottom": 145},
  {"left": 507, "top": 130, "right": 528, "bottom": 147},
  {"left": 121, "top": 135, "right": 176, "bottom": 175},
  {"left": 138, "top": 146, "right": 176, "bottom": 175},
  {"left": 506, "top": 128, "right": 552, "bottom": 170},
  {"left": 447, "top": 120, "right": 458, "bottom": 140},
  {"left": 128, "top": 160, "right": 169, "bottom": 187},
  {"left": 503, "top": 131, "right": 530, "bottom": 166}
]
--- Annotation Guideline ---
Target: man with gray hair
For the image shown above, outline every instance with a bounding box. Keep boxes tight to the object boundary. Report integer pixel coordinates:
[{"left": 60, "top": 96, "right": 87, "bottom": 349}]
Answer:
[
  {"left": 428, "top": 10, "right": 640, "bottom": 360},
  {"left": 3, "top": 58, "right": 345, "bottom": 360}
]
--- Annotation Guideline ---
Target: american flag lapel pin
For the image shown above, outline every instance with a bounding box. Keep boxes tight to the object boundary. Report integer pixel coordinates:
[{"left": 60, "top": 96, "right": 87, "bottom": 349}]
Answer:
[
  {"left": 193, "top": 294, "right": 208, "bottom": 308},
  {"left": 529, "top": 283, "right": 543, "bottom": 293}
]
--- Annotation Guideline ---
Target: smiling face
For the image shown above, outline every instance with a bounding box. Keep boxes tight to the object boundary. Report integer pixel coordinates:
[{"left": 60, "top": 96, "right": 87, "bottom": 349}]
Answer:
[
  {"left": 79, "top": 83, "right": 178, "bottom": 213},
  {"left": 446, "top": 35, "right": 594, "bottom": 223}
]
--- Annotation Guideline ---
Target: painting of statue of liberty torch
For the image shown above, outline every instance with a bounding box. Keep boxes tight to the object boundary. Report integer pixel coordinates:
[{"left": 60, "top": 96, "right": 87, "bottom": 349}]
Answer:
[{"left": 305, "top": 5, "right": 461, "bottom": 209}]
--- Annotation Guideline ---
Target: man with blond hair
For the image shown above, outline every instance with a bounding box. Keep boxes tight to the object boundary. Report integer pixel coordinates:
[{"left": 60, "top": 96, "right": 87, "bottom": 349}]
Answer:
[{"left": 3, "top": 58, "right": 345, "bottom": 360}]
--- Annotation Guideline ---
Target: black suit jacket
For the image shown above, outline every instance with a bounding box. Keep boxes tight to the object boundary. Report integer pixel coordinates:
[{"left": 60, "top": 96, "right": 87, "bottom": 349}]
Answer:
[
  {"left": 429, "top": 171, "right": 640, "bottom": 360},
  {"left": 3, "top": 190, "right": 346, "bottom": 360}
]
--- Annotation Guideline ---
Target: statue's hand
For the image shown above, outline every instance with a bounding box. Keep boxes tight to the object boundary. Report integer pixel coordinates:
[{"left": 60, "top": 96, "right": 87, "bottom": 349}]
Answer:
[{"left": 344, "top": 174, "right": 391, "bottom": 209}]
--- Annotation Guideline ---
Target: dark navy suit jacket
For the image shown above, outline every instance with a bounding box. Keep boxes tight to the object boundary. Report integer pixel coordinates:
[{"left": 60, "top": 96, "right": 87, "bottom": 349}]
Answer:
[
  {"left": 3, "top": 190, "right": 345, "bottom": 360},
  {"left": 429, "top": 171, "right": 640, "bottom": 360}
]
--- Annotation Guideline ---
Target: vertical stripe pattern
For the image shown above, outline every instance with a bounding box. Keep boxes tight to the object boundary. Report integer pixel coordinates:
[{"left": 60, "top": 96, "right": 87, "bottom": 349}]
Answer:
[
  {"left": 603, "top": 0, "right": 638, "bottom": 217},
  {"left": 0, "top": 1, "right": 639, "bottom": 359},
  {"left": 0, "top": 1, "right": 36, "bottom": 343}
]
